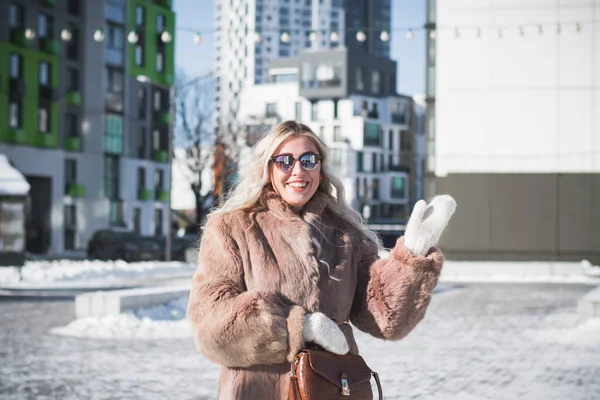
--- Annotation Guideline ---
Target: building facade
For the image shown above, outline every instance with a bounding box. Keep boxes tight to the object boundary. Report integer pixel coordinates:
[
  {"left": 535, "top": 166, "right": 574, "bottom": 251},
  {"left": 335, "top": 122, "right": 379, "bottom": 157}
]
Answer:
[
  {"left": 0, "top": 0, "right": 175, "bottom": 255},
  {"left": 239, "top": 49, "right": 415, "bottom": 226},
  {"left": 432, "top": 0, "right": 600, "bottom": 263}
]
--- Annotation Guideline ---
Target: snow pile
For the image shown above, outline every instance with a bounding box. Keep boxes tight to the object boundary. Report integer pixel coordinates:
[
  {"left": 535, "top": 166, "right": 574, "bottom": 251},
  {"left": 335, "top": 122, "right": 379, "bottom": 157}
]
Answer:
[
  {"left": 0, "top": 260, "right": 195, "bottom": 288},
  {"left": 51, "top": 296, "right": 191, "bottom": 339}
]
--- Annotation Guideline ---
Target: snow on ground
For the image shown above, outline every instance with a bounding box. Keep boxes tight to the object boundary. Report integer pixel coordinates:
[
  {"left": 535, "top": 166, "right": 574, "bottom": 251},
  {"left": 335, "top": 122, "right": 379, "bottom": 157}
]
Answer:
[
  {"left": 51, "top": 296, "right": 191, "bottom": 339},
  {"left": 0, "top": 259, "right": 196, "bottom": 288}
]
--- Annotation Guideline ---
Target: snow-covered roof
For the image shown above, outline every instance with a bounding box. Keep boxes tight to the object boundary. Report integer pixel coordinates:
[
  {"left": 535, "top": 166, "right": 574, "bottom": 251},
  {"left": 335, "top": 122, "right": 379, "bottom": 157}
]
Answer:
[{"left": 0, "top": 154, "right": 30, "bottom": 197}]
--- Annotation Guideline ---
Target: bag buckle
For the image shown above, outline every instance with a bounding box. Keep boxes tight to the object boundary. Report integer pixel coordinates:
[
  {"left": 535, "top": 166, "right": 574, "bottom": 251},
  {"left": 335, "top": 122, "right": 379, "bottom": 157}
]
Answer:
[{"left": 340, "top": 373, "right": 350, "bottom": 396}]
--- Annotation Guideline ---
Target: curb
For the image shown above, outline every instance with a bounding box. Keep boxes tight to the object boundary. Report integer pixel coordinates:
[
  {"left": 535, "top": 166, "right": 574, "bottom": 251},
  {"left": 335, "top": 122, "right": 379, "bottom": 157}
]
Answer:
[
  {"left": 75, "top": 284, "right": 190, "bottom": 318},
  {"left": 578, "top": 286, "right": 600, "bottom": 324}
]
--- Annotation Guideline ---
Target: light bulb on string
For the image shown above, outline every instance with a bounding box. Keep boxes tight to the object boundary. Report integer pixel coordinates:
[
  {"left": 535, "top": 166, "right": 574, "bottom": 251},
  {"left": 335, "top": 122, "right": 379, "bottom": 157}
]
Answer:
[
  {"left": 356, "top": 30, "right": 366, "bottom": 42},
  {"left": 576, "top": 23, "right": 581, "bottom": 33},
  {"left": 556, "top": 23, "right": 561, "bottom": 34},
  {"left": 93, "top": 28, "right": 105, "bottom": 42},
  {"left": 429, "top": 30, "right": 436, "bottom": 39},
  {"left": 454, "top": 28, "right": 460, "bottom": 38},
  {"left": 519, "top": 26, "right": 525, "bottom": 37},
  {"left": 127, "top": 30, "right": 139, "bottom": 44},
  {"left": 476, "top": 27, "right": 481, "bottom": 38},
  {"left": 330, "top": 31, "right": 339, "bottom": 42},
  {"left": 193, "top": 32, "right": 201, "bottom": 44},
  {"left": 309, "top": 31, "right": 318, "bottom": 42},
  {"left": 161, "top": 31, "right": 172, "bottom": 43},
  {"left": 380, "top": 31, "right": 390, "bottom": 42},
  {"left": 61, "top": 28, "right": 72, "bottom": 42},
  {"left": 25, "top": 28, "right": 36, "bottom": 40},
  {"left": 406, "top": 29, "right": 413, "bottom": 40},
  {"left": 538, "top": 25, "right": 543, "bottom": 35},
  {"left": 280, "top": 32, "right": 291, "bottom": 43},
  {"left": 254, "top": 32, "right": 262, "bottom": 43},
  {"left": 497, "top": 28, "right": 503, "bottom": 39}
]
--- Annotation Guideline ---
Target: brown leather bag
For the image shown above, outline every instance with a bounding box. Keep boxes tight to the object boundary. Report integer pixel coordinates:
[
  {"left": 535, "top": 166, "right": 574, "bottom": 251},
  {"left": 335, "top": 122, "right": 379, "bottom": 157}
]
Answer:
[{"left": 288, "top": 349, "right": 383, "bottom": 400}]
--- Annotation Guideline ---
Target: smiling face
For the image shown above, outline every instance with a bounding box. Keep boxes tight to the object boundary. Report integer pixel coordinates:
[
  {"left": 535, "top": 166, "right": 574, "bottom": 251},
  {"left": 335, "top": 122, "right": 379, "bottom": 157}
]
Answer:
[{"left": 269, "top": 136, "right": 322, "bottom": 212}]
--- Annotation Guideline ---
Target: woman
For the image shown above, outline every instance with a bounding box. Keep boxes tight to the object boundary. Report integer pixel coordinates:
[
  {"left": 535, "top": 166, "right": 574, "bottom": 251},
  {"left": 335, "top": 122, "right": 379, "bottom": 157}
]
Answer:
[{"left": 187, "top": 120, "right": 456, "bottom": 399}]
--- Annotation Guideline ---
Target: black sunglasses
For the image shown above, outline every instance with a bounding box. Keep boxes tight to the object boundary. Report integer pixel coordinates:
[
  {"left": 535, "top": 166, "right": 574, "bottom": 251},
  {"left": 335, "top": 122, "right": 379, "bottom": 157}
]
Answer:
[{"left": 270, "top": 152, "right": 322, "bottom": 172}]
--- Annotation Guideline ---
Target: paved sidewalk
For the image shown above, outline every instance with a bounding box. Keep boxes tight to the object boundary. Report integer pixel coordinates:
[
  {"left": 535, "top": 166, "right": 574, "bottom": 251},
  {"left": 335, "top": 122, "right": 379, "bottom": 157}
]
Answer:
[{"left": 1, "top": 283, "right": 598, "bottom": 399}]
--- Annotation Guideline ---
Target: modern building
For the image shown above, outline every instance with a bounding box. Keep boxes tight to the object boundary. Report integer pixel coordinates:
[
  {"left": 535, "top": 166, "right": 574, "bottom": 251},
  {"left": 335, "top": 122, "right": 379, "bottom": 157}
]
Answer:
[
  {"left": 429, "top": 0, "right": 600, "bottom": 263},
  {"left": 239, "top": 48, "right": 416, "bottom": 233},
  {"left": 214, "top": 0, "right": 395, "bottom": 132},
  {"left": 0, "top": 0, "right": 175, "bottom": 255}
]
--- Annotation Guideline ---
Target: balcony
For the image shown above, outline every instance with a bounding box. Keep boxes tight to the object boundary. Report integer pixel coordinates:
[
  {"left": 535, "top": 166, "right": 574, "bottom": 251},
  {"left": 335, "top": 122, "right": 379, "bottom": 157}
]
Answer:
[
  {"left": 9, "top": 79, "right": 26, "bottom": 98},
  {"left": 155, "top": 189, "right": 169, "bottom": 202},
  {"left": 9, "top": 29, "right": 33, "bottom": 48},
  {"left": 154, "top": 111, "right": 170, "bottom": 125},
  {"left": 42, "top": 38, "right": 60, "bottom": 55},
  {"left": 36, "top": 133, "right": 54, "bottom": 147},
  {"left": 66, "top": 183, "right": 85, "bottom": 198},
  {"left": 65, "top": 91, "right": 82, "bottom": 106},
  {"left": 7, "top": 129, "right": 26, "bottom": 144},
  {"left": 138, "top": 189, "right": 154, "bottom": 201},
  {"left": 65, "top": 136, "right": 82, "bottom": 151},
  {"left": 391, "top": 113, "right": 408, "bottom": 125},
  {"left": 152, "top": 150, "right": 168, "bottom": 163}
]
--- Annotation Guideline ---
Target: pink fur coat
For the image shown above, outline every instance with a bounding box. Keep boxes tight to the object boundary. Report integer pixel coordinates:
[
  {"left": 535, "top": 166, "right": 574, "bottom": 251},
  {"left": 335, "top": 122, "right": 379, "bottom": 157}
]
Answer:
[{"left": 187, "top": 189, "right": 444, "bottom": 399}]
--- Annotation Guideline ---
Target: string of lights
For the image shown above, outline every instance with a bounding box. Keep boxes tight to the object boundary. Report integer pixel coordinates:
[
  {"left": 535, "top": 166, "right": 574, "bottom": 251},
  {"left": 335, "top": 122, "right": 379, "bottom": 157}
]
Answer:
[{"left": 18, "top": 20, "right": 595, "bottom": 47}]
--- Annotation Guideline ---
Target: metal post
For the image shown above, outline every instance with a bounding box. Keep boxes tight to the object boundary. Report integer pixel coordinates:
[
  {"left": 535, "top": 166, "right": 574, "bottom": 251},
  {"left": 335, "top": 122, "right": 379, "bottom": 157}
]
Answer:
[{"left": 165, "top": 85, "right": 175, "bottom": 261}]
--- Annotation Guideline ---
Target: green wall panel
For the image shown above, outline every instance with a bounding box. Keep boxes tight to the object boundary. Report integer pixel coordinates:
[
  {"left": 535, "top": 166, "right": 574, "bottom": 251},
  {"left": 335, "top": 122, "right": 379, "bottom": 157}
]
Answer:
[
  {"left": 128, "top": 0, "right": 175, "bottom": 86},
  {"left": 0, "top": 42, "right": 58, "bottom": 147}
]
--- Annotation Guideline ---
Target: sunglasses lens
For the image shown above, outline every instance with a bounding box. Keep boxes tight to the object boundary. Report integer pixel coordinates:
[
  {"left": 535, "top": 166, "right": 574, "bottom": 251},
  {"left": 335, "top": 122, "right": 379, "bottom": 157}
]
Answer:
[
  {"left": 274, "top": 155, "right": 293, "bottom": 172},
  {"left": 300, "top": 153, "right": 318, "bottom": 170}
]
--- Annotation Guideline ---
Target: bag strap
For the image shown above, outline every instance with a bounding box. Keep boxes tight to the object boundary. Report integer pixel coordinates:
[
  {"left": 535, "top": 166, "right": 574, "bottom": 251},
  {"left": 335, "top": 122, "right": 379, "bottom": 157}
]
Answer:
[{"left": 372, "top": 371, "right": 383, "bottom": 400}]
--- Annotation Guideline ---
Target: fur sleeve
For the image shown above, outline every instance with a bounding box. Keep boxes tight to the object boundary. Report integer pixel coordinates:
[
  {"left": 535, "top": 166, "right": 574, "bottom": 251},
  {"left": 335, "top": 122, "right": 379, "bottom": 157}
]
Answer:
[
  {"left": 349, "top": 235, "right": 444, "bottom": 341},
  {"left": 186, "top": 214, "right": 306, "bottom": 368}
]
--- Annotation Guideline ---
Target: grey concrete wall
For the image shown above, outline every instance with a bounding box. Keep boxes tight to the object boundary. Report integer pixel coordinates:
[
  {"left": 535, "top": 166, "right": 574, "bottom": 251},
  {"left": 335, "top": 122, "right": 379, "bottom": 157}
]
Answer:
[{"left": 437, "top": 173, "right": 600, "bottom": 264}]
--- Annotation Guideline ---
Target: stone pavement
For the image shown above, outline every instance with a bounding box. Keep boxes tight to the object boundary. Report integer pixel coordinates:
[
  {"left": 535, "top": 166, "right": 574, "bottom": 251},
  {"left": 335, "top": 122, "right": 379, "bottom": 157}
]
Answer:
[{"left": 1, "top": 283, "right": 599, "bottom": 399}]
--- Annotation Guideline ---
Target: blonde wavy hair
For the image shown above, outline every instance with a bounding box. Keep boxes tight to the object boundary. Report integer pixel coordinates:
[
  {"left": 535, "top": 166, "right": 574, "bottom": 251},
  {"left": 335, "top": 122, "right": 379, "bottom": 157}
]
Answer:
[{"left": 207, "top": 120, "right": 381, "bottom": 251}]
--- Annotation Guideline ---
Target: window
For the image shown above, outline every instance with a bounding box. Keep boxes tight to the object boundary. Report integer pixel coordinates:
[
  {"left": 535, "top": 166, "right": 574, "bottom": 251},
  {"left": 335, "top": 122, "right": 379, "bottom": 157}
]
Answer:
[
  {"left": 333, "top": 126, "right": 343, "bottom": 142},
  {"left": 38, "top": 13, "right": 53, "bottom": 38},
  {"left": 104, "top": 155, "right": 120, "bottom": 199},
  {"left": 38, "top": 106, "right": 50, "bottom": 133},
  {"left": 67, "top": 68, "right": 79, "bottom": 91},
  {"left": 109, "top": 200, "right": 123, "bottom": 225},
  {"left": 156, "top": 51, "right": 164, "bottom": 72},
  {"left": 39, "top": 62, "right": 50, "bottom": 86},
  {"left": 104, "top": 113, "right": 123, "bottom": 154},
  {"left": 294, "top": 102, "right": 302, "bottom": 120},
  {"left": 156, "top": 14, "right": 166, "bottom": 32},
  {"left": 364, "top": 122, "right": 380, "bottom": 146},
  {"left": 66, "top": 26, "right": 79, "bottom": 60},
  {"left": 137, "top": 167, "right": 146, "bottom": 191},
  {"left": 106, "top": 24, "right": 124, "bottom": 66},
  {"left": 138, "top": 127, "right": 146, "bottom": 158},
  {"left": 67, "top": 0, "right": 80, "bottom": 16},
  {"left": 155, "top": 170, "right": 164, "bottom": 192},
  {"left": 372, "top": 178, "right": 379, "bottom": 200},
  {"left": 64, "top": 205, "right": 76, "bottom": 250},
  {"left": 154, "top": 208, "right": 163, "bottom": 236},
  {"left": 136, "top": 6, "right": 145, "bottom": 26},
  {"left": 311, "top": 101, "right": 318, "bottom": 120},
  {"left": 356, "top": 151, "right": 363, "bottom": 172},
  {"left": 388, "top": 129, "right": 394, "bottom": 150},
  {"left": 355, "top": 178, "right": 360, "bottom": 199},
  {"left": 391, "top": 176, "right": 406, "bottom": 199},
  {"left": 106, "top": 67, "right": 123, "bottom": 94},
  {"left": 371, "top": 153, "right": 377, "bottom": 172},
  {"left": 9, "top": 4, "right": 24, "bottom": 28},
  {"left": 355, "top": 68, "right": 364, "bottom": 91},
  {"left": 265, "top": 103, "right": 277, "bottom": 117},
  {"left": 135, "top": 44, "right": 144, "bottom": 66},
  {"left": 133, "top": 208, "right": 141, "bottom": 234},
  {"left": 333, "top": 99, "right": 339, "bottom": 119},
  {"left": 65, "top": 113, "right": 78, "bottom": 137},
  {"left": 9, "top": 54, "right": 22, "bottom": 79},
  {"left": 138, "top": 87, "right": 147, "bottom": 118},
  {"left": 153, "top": 90, "right": 162, "bottom": 111},
  {"left": 9, "top": 103, "right": 21, "bottom": 129},
  {"left": 371, "top": 70, "right": 381, "bottom": 94},
  {"left": 65, "top": 159, "right": 77, "bottom": 190},
  {"left": 400, "top": 130, "right": 411, "bottom": 152},
  {"left": 331, "top": 148, "right": 343, "bottom": 170},
  {"left": 105, "top": 2, "right": 125, "bottom": 23}
]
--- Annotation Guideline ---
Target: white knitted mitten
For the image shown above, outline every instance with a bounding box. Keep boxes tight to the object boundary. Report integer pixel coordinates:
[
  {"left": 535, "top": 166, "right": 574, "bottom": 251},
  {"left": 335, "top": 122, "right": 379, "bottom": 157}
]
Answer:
[
  {"left": 404, "top": 195, "right": 457, "bottom": 256},
  {"left": 301, "top": 312, "right": 349, "bottom": 355}
]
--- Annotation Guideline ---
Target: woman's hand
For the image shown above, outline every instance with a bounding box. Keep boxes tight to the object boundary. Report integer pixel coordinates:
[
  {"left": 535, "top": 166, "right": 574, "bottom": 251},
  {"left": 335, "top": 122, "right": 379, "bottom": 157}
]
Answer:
[
  {"left": 403, "top": 195, "right": 457, "bottom": 256},
  {"left": 302, "top": 312, "right": 349, "bottom": 355}
]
